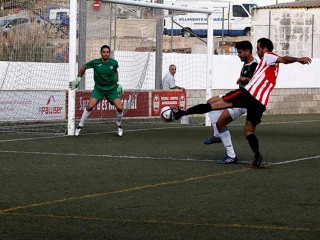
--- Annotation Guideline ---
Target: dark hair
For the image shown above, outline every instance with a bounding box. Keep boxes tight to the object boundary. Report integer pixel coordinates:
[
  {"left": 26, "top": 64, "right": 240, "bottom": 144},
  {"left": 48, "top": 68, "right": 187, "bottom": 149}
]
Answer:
[
  {"left": 235, "top": 41, "right": 253, "bottom": 53},
  {"left": 100, "top": 45, "right": 110, "bottom": 53},
  {"left": 257, "top": 38, "right": 274, "bottom": 52}
]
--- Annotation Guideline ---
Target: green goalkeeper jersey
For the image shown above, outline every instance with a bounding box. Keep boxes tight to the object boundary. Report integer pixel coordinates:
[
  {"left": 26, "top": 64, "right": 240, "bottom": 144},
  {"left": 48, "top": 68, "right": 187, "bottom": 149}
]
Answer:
[{"left": 86, "top": 58, "right": 119, "bottom": 91}]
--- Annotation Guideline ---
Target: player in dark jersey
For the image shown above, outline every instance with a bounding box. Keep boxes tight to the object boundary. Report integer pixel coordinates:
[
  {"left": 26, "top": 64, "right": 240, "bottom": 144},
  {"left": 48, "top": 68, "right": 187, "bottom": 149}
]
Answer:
[
  {"left": 69, "top": 45, "right": 124, "bottom": 137},
  {"left": 205, "top": 41, "right": 258, "bottom": 164}
]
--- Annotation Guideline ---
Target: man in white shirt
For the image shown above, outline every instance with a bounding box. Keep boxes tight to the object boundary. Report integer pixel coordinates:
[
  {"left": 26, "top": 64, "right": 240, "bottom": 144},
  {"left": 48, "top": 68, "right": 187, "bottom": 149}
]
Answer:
[{"left": 161, "top": 64, "right": 185, "bottom": 90}]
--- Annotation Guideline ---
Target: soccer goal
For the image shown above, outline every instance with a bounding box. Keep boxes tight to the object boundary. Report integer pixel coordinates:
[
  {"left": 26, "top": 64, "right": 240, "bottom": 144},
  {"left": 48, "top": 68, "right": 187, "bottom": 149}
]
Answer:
[{"left": 0, "top": 0, "right": 214, "bottom": 135}]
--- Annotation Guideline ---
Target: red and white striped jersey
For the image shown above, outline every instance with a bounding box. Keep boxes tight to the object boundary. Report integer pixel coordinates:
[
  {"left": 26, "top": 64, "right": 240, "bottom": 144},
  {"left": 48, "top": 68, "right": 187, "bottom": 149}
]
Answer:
[{"left": 245, "top": 52, "right": 279, "bottom": 106}]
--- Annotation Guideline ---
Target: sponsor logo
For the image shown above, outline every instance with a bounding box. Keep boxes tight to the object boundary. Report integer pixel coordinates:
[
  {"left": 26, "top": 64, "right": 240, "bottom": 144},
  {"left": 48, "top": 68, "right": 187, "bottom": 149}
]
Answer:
[
  {"left": 179, "top": 95, "right": 186, "bottom": 110},
  {"left": 78, "top": 97, "right": 89, "bottom": 111},
  {"left": 153, "top": 95, "right": 160, "bottom": 113},
  {"left": 40, "top": 95, "right": 63, "bottom": 115},
  {"left": 78, "top": 94, "right": 138, "bottom": 111},
  {"left": 178, "top": 17, "right": 223, "bottom": 22}
]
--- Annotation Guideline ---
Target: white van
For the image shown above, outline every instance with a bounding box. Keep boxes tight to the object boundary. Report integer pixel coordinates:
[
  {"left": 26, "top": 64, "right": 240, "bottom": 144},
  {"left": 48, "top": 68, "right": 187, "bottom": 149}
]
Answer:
[
  {"left": 47, "top": 8, "right": 70, "bottom": 24},
  {"left": 163, "top": 0, "right": 257, "bottom": 37}
]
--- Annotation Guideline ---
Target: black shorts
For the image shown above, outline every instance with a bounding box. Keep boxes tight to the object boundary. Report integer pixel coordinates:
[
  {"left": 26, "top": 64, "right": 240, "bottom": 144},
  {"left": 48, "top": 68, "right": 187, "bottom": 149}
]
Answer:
[{"left": 222, "top": 88, "right": 266, "bottom": 126}]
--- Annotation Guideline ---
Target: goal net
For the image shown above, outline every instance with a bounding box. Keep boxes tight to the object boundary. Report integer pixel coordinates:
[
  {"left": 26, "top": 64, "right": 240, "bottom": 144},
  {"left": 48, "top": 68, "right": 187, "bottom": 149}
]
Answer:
[{"left": 0, "top": 0, "right": 212, "bottom": 134}]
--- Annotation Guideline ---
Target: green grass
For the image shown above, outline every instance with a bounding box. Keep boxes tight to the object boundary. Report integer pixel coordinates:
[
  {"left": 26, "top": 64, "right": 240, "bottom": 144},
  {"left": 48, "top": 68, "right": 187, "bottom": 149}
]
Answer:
[{"left": 0, "top": 114, "right": 319, "bottom": 239}]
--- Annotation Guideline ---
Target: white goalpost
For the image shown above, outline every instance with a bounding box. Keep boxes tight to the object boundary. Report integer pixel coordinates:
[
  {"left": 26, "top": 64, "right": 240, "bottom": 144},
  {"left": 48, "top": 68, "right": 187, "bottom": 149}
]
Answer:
[
  {"left": 67, "top": 0, "right": 78, "bottom": 135},
  {"left": 100, "top": 0, "right": 214, "bottom": 128},
  {"left": 0, "top": 0, "right": 213, "bottom": 135}
]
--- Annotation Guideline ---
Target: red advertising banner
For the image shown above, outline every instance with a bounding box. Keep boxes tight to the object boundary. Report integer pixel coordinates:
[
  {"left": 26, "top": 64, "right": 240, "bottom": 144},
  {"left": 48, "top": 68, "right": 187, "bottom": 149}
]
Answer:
[
  {"left": 75, "top": 91, "right": 149, "bottom": 119},
  {"left": 151, "top": 91, "right": 187, "bottom": 116}
]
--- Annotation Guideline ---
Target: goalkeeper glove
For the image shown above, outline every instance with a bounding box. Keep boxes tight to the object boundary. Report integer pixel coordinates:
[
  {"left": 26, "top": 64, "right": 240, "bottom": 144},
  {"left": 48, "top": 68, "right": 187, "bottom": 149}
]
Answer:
[
  {"left": 69, "top": 76, "right": 81, "bottom": 90},
  {"left": 117, "top": 84, "right": 124, "bottom": 95}
]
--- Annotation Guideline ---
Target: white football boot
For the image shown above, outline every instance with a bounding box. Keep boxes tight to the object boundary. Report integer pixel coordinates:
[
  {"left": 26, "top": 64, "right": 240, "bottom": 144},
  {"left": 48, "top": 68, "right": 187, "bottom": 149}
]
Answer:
[
  {"left": 75, "top": 126, "right": 82, "bottom": 136},
  {"left": 117, "top": 125, "right": 123, "bottom": 137}
]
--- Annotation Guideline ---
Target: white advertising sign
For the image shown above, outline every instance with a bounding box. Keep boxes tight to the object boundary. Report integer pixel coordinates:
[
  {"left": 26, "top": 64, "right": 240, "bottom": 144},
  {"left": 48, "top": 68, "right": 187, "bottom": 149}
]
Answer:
[{"left": 0, "top": 91, "right": 66, "bottom": 122}]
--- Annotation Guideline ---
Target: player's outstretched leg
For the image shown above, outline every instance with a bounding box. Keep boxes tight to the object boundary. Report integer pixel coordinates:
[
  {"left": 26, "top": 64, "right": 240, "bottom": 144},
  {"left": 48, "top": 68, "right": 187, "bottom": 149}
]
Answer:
[
  {"left": 171, "top": 103, "right": 212, "bottom": 120},
  {"left": 170, "top": 107, "right": 185, "bottom": 120}
]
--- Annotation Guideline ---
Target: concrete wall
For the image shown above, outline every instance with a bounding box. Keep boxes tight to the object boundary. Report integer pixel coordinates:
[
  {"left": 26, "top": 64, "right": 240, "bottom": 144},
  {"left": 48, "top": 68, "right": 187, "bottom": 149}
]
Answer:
[
  {"left": 1, "top": 55, "right": 319, "bottom": 90},
  {"left": 208, "top": 88, "right": 320, "bottom": 115},
  {"left": 1, "top": 56, "right": 319, "bottom": 115}
]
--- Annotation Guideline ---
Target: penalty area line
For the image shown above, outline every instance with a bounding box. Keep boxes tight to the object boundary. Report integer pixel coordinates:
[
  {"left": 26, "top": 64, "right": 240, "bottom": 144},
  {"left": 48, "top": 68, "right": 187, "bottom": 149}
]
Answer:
[
  {"left": 273, "top": 155, "right": 320, "bottom": 165},
  {"left": 0, "top": 150, "right": 319, "bottom": 165},
  {"left": 0, "top": 150, "right": 217, "bottom": 162},
  {"left": 0, "top": 125, "right": 200, "bottom": 143}
]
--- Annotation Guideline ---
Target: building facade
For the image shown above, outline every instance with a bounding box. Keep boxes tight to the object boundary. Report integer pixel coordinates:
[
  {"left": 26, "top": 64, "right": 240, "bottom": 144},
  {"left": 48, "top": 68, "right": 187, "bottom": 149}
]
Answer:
[{"left": 252, "top": 0, "right": 320, "bottom": 58}]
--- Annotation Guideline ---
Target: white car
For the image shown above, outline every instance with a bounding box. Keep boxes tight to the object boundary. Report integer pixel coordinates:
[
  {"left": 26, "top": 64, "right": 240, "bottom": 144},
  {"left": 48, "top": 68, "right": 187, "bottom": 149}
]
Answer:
[{"left": 0, "top": 17, "right": 31, "bottom": 32}]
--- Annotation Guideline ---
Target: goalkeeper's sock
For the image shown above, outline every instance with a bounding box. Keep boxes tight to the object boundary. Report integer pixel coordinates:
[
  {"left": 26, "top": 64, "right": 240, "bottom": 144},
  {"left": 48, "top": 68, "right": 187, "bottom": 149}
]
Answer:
[
  {"left": 116, "top": 111, "right": 123, "bottom": 126},
  {"left": 185, "top": 103, "right": 212, "bottom": 115},
  {"left": 78, "top": 108, "right": 91, "bottom": 128}
]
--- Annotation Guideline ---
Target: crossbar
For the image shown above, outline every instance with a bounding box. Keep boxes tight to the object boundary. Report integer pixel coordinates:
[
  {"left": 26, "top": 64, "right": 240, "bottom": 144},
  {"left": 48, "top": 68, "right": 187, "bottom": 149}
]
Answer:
[{"left": 103, "top": 0, "right": 214, "bottom": 14}]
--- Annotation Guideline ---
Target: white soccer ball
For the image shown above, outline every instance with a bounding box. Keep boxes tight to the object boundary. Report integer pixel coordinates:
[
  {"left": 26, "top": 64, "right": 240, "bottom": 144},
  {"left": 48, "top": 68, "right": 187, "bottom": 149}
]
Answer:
[{"left": 160, "top": 106, "right": 174, "bottom": 122}]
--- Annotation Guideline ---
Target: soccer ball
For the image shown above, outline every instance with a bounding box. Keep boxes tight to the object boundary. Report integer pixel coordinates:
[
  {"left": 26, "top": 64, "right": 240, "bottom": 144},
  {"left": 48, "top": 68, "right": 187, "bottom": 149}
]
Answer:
[{"left": 160, "top": 106, "right": 174, "bottom": 122}]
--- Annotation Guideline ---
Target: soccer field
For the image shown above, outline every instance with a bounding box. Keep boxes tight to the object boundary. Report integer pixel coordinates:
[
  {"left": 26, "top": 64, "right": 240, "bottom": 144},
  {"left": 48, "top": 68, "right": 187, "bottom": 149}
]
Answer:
[{"left": 0, "top": 114, "right": 319, "bottom": 240}]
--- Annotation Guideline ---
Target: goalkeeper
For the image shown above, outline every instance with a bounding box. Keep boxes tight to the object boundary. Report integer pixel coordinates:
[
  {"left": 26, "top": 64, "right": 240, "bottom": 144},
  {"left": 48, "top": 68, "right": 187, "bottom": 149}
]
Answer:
[{"left": 69, "top": 45, "right": 124, "bottom": 137}]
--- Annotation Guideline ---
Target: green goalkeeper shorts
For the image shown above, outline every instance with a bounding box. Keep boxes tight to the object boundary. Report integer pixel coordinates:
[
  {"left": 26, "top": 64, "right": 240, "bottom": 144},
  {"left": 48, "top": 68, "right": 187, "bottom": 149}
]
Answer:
[{"left": 91, "top": 87, "right": 120, "bottom": 102}]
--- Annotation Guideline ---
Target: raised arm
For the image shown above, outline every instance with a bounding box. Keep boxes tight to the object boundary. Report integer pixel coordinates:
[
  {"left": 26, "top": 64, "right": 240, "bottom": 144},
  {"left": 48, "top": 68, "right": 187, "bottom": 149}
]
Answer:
[{"left": 276, "top": 56, "right": 312, "bottom": 65}]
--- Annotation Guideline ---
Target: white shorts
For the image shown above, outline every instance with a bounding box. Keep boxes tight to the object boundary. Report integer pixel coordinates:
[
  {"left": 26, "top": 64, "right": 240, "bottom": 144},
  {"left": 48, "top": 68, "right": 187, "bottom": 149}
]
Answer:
[
  {"left": 227, "top": 108, "right": 247, "bottom": 120},
  {"left": 208, "top": 107, "right": 246, "bottom": 124},
  {"left": 217, "top": 94, "right": 246, "bottom": 120}
]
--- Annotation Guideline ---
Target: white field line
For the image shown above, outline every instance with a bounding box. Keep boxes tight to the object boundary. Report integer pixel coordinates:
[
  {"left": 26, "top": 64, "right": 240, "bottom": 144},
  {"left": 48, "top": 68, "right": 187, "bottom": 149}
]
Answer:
[
  {"left": 272, "top": 155, "right": 320, "bottom": 165},
  {"left": 0, "top": 126, "right": 200, "bottom": 143},
  {"left": 0, "top": 150, "right": 216, "bottom": 162},
  {"left": 0, "top": 150, "right": 319, "bottom": 165},
  {"left": 1, "top": 119, "right": 319, "bottom": 143}
]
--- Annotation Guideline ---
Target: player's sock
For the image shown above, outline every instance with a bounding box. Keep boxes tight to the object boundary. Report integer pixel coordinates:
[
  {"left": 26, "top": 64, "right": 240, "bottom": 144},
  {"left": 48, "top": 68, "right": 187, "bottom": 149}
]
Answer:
[
  {"left": 220, "top": 129, "right": 236, "bottom": 158},
  {"left": 116, "top": 111, "right": 123, "bottom": 126},
  {"left": 246, "top": 134, "right": 260, "bottom": 155},
  {"left": 185, "top": 103, "right": 212, "bottom": 115},
  {"left": 78, "top": 108, "right": 91, "bottom": 128}
]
